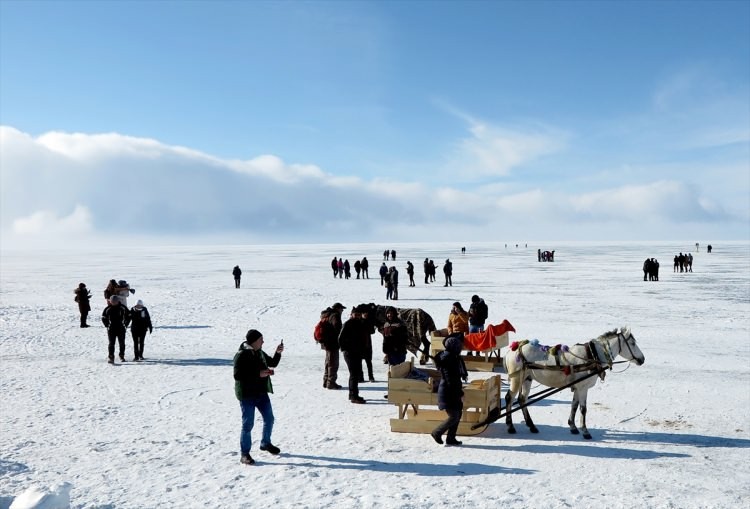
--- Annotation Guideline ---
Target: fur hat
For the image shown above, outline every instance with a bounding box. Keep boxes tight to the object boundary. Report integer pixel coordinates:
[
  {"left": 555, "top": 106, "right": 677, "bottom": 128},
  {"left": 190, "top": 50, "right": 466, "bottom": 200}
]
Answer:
[{"left": 245, "top": 329, "right": 263, "bottom": 344}]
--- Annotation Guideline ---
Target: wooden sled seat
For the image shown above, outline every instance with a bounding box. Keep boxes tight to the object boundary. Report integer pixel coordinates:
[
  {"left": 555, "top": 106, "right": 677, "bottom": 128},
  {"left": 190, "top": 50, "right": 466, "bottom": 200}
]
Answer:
[
  {"left": 429, "top": 321, "right": 515, "bottom": 372},
  {"left": 387, "top": 359, "right": 502, "bottom": 436}
]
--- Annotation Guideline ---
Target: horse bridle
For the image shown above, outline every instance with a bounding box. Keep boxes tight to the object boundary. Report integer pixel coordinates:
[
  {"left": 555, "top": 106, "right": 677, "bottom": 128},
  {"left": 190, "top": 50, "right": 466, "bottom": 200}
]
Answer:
[{"left": 617, "top": 331, "right": 639, "bottom": 362}]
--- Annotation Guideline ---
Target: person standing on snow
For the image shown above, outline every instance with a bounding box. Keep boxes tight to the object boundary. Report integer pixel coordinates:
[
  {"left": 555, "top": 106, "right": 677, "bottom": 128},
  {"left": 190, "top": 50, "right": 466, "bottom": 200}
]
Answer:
[
  {"left": 74, "top": 282, "right": 92, "bottom": 328},
  {"left": 101, "top": 295, "right": 131, "bottom": 363},
  {"left": 129, "top": 299, "right": 153, "bottom": 361},
  {"left": 233, "top": 265, "right": 242, "bottom": 288},
  {"left": 234, "top": 329, "right": 284, "bottom": 465}
]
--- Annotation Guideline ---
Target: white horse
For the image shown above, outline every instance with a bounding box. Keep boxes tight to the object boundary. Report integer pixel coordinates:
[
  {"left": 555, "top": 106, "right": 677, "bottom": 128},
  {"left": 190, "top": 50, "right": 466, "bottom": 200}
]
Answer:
[{"left": 503, "top": 327, "right": 645, "bottom": 439}]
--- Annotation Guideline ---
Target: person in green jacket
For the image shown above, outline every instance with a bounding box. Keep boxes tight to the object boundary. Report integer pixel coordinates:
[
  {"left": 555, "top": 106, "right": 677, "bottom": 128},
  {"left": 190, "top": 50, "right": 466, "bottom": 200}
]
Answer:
[{"left": 233, "top": 329, "right": 284, "bottom": 465}]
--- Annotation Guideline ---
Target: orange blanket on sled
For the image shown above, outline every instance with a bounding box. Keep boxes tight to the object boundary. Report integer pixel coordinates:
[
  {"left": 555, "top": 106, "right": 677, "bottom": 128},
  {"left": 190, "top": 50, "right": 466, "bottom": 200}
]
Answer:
[{"left": 463, "top": 320, "right": 516, "bottom": 351}]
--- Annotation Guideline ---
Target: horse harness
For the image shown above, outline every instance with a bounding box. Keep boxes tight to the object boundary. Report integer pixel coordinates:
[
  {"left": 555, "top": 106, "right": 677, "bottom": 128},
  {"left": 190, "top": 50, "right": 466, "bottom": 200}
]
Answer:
[{"left": 517, "top": 332, "right": 631, "bottom": 381}]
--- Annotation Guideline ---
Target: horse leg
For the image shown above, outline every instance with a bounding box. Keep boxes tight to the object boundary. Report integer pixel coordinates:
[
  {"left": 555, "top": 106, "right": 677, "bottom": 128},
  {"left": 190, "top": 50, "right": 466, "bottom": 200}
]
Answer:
[
  {"left": 579, "top": 391, "right": 592, "bottom": 439},
  {"left": 504, "top": 389, "right": 516, "bottom": 434},
  {"left": 568, "top": 390, "right": 580, "bottom": 435},
  {"left": 519, "top": 378, "right": 538, "bottom": 433}
]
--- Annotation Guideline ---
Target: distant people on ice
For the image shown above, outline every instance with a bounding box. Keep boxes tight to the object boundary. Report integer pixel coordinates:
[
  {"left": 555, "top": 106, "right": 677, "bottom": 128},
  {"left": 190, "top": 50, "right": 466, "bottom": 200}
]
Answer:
[
  {"left": 428, "top": 260, "right": 436, "bottom": 282},
  {"left": 74, "top": 282, "right": 91, "bottom": 328},
  {"left": 443, "top": 259, "right": 453, "bottom": 287},
  {"left": 674, "top": 253, "right": 693, "bottom": 273},
  {"left": 538, "top": 250, "right": 555, "bottom": 262},
  {"left": 104, "top": 279, "right": 135, "bottom": 307},
  {"left": 386, "top": 266, "right": 399, "bottom": 300},
  {"left": 354, "top": 259, "right": 362, "bottom": 279},
  {"left": 423, "top": 258, "right": 430, "bottom": 284},
  {"left": 343, "top": 259, "right": 351, "bottom": 279},
  {"left": 331, "top": 257, "right": 339, "bottom": 277},
  {"left": 406, "top": 261, "right": 415, "bottom": 287},
  {"left": 130, "top": 299, "right": 153, "bottom": 361},
  {"left": 707, "top": 244, "right": 712, "bottom": 253},
  {"left": 233, "top": 329, "right": 284, "bottom": 465},
  {"left": 642, "top": 258, "right": 659, "bottom": 281},
  {"left": 360, "top": 257, "right": 369, "bottom": 278},
  {"left": 101, "top": 295, "right": 131, "bottom": 364},
  {"left": 379, "top": 262, "right": 388, "bottom": 286},
  {"left": 233, "top": 265, "right": 242, "bottom": 288}
]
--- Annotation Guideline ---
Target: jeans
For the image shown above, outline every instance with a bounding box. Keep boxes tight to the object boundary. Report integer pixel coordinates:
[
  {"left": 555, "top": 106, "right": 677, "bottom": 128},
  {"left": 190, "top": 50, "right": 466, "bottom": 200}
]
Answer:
[
  {"left": 469, "top": 324, "right": 484, "bottom": 334},
  {"left": 433, "top": 404, "right": 463, "bottom": 441},
  {"left": 239, "top": 394, "right": 274, "bottom": 454},
  {"left": 107, "top": 329, "right": 126, "bottom": 358}
]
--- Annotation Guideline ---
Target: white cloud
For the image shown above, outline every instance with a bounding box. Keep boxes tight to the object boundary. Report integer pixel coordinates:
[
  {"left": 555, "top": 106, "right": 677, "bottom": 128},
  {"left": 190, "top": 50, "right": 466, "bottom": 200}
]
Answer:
[{"left": 0, "top": 126, "right": 745, "bottom": 243}]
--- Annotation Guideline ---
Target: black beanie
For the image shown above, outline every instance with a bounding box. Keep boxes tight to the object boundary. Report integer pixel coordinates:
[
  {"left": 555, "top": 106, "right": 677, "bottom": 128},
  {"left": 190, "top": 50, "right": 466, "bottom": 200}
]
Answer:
[{"left": 245, "top": 329, "right": 263, "bottom": 343}]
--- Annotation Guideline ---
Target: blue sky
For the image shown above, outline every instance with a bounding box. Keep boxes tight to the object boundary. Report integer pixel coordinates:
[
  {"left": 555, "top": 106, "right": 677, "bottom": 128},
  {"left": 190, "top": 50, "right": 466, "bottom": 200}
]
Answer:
[{"left": 1, "top": 0, "right": 748, "bottom": 244}]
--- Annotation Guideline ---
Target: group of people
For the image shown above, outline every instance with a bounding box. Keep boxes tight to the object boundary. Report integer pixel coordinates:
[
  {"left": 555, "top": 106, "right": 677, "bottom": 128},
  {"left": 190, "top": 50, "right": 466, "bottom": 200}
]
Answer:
[
  {"left": 674, "top": 253, "right": 694, "bottom": 272},
  {"left": 383, "top": 249, "right": 397, "bottom": 261},
  {"left": 379, "top": 263, "right": 400, "bottom": 300},
  {"left": 642, "top": 258, "right": 660, "bottom": 281},
  {"left": 537, "top": 249, "right": 555, "bottom": 262},
  {"left": 75, "top": 279, "right": 154, "bottom": 364},
  {"left": 315, "top": 302, "right": 410, "bottom": 404},
  {"left": 330, "top": 257, "right": 370, "bottom": 280}
]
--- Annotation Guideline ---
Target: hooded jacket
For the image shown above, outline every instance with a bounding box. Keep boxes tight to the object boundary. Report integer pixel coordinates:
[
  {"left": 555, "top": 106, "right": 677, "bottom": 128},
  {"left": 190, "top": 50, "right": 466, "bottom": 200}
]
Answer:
[{"left": 434, "top": 335, "right": 467, "bottom": 410}]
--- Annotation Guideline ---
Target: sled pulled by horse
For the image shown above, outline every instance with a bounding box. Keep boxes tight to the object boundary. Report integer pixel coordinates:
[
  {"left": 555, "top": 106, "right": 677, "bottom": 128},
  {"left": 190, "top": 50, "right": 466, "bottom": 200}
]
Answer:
[{"left": 472, "top": 326, "right": 644, "bottom": 439}]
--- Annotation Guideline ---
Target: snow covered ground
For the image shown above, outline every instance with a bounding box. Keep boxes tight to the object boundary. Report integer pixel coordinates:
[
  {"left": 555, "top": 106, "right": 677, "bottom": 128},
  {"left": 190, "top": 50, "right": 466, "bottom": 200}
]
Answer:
[{"left": 1, "top": 241, "right": 748, "bottom": 509}]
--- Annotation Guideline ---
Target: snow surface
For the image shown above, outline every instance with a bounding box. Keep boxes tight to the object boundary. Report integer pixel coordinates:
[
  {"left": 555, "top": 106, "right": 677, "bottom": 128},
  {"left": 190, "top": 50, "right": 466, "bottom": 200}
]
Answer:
[{"left": 1, "top": 241, "right": 748, "bottom": 509}]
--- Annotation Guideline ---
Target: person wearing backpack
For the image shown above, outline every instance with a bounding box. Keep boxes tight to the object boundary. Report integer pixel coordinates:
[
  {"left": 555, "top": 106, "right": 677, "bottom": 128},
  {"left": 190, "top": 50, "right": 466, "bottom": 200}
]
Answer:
[
  {"left": 101, "top": 295, "right": 131, "bottom": 363},
  {"left": 319, "top": 303, "right": 345, "bottom": 390}
]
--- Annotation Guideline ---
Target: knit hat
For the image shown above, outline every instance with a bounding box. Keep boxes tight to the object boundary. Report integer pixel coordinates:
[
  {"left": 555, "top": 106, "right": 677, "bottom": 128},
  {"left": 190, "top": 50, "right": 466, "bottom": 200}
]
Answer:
[
  {"left": 135, "top": 299, "right": 144, "bottom": 308},
  {"left": 109, "top": 295, "right": 119, "bottom": 305},
  {"left": 245, "top": 329, "right": 263, "bottom": 344},
  {"left": 332, "top": 302, "right": 346, "bottom": 310},
  {"left": 444, "top": 334, "right": 464, "bottom": 353}
]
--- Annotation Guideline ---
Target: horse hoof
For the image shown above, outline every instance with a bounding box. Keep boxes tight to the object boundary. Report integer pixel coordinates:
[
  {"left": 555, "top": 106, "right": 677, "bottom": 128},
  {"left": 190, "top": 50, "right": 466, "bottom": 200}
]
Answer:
[
  {"left": 507, "top": 427, "right": 516, "bottom": 434},
  {"left": 583, "top": 433, "right": 592, "bottom": 440},
  {"left": 570, "top": 429, "right": 580, "bottom": 435},
  {"left": 529, "top": 426, "right": 539, "bottom": 433}
]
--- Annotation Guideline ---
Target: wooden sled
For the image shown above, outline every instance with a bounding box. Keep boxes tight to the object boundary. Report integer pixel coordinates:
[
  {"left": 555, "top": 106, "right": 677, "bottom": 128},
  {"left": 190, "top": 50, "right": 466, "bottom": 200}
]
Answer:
[{"left": 387, "top": 358, "right": 501, "bottom": 436}]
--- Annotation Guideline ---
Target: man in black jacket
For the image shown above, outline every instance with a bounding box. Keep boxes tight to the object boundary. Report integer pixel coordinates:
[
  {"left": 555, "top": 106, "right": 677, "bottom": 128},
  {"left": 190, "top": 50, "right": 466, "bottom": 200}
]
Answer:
[
  {"left": 101, "top": 295, "right": 131, "bottom": 363},
  {"left": 74, "top": 282, "right": 91, "bottom": 328},
  {"left": 233, "top": 329, "right": 284, "bottom": 465},
  {"left": 338, "top": 306, "right": 368, "bottom": 404}
]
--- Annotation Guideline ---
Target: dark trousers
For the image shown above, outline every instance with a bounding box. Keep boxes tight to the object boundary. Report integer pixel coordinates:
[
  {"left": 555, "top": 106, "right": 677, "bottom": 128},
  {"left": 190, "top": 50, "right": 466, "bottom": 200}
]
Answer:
[
  {"left": 361, "top": 356, "right": 374, "bottom": 380},
  {"left": 433, "top": 404, "right": 463, "bottom": 440},
  {"left": 234, "top": 278, "right": 241, "bottom": 288},
  {"left": 80, "top": 310, "right": 88, "bottom": 327},
  {"left": 324, "top": 348, "right": 340, "bottom": 387},
  {"left": 343, "top": 352, "right": 363, "bottom": 400},
  {"left": 444, "top": 275, "right": 452, "bottom": 286},
  {"left": 132, "top": 329, "right": 147, "bottom": 359},
  {"left": 107, "top": 329, "right": 126, "bottom": 359}
]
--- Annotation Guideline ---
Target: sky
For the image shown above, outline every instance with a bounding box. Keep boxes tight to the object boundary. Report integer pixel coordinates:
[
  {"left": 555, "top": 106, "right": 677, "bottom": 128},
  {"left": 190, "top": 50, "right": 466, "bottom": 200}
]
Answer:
[
  {"left": 1, "top": 0, "right": 749, "bottom": 245},
  {"left": 1, "top": 241, "right": 748, "bottom": 508}
]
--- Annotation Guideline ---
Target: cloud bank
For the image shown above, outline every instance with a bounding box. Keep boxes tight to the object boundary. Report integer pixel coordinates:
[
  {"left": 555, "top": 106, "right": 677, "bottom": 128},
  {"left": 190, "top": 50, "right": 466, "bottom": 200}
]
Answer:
[{"left": 0, "top": 125, "right": 745, "bottom": 245}]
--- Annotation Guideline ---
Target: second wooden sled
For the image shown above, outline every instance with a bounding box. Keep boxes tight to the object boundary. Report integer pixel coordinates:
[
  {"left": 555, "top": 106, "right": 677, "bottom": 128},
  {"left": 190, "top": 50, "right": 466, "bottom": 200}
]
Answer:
[{"left": 387, "top": 358, "right": 501, "bottom": 436}]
